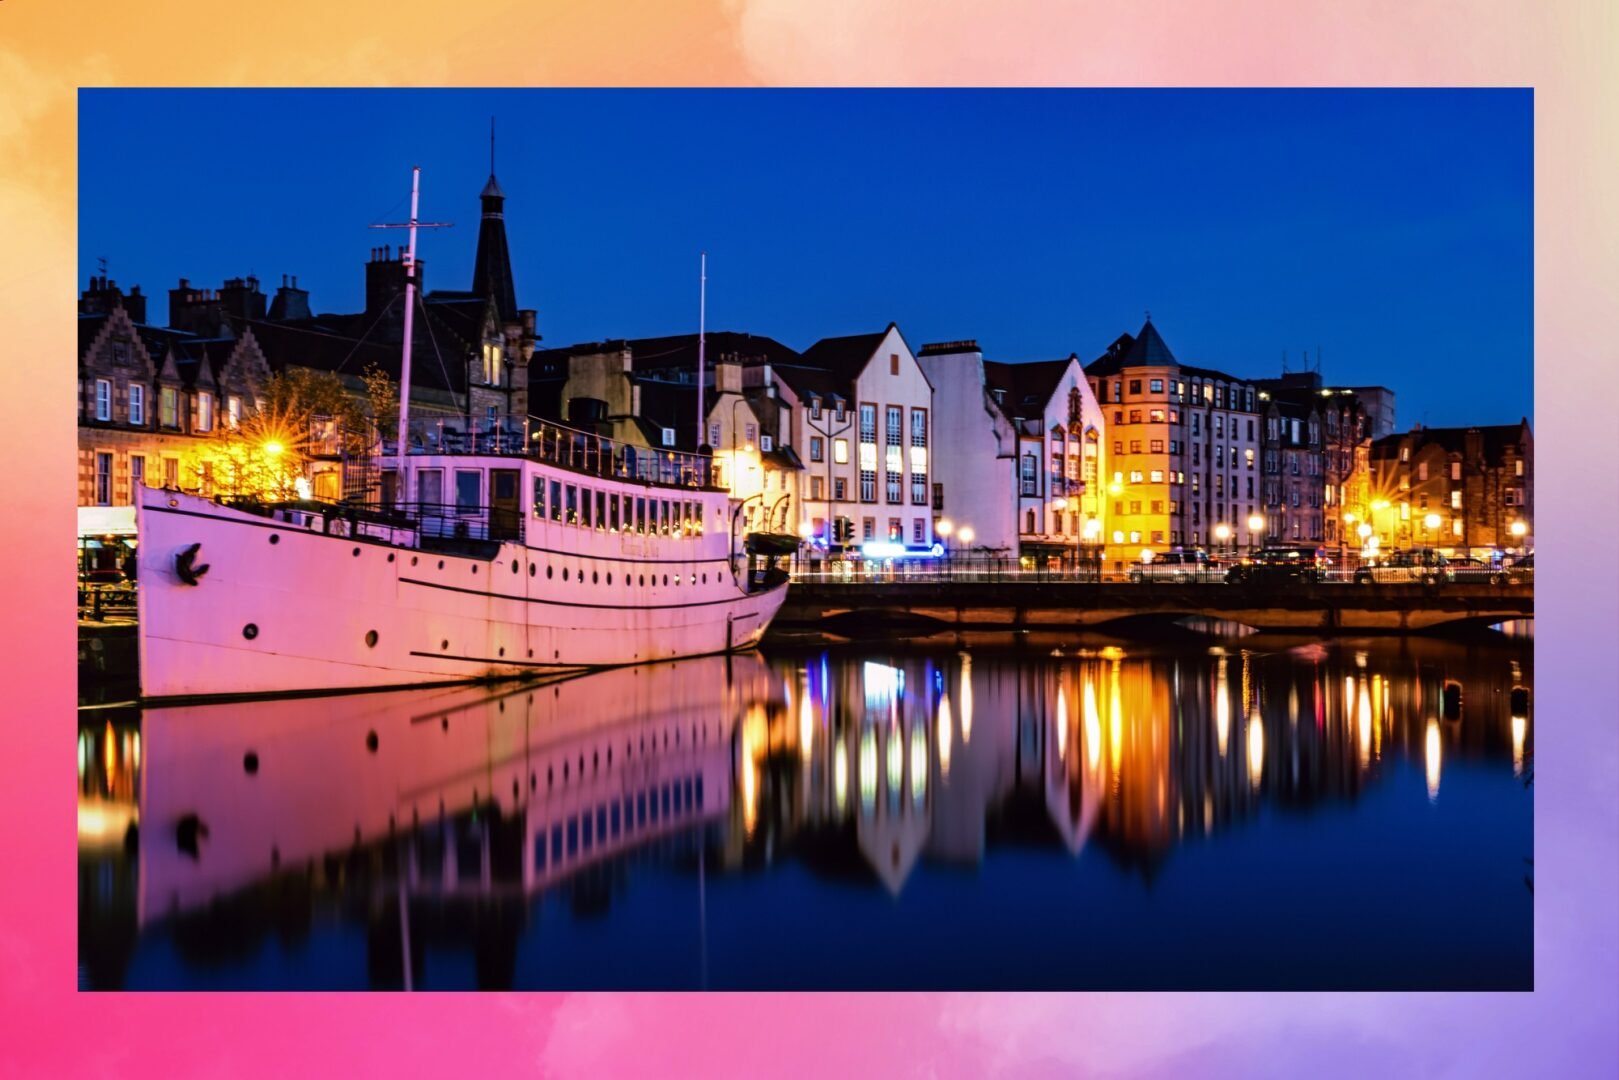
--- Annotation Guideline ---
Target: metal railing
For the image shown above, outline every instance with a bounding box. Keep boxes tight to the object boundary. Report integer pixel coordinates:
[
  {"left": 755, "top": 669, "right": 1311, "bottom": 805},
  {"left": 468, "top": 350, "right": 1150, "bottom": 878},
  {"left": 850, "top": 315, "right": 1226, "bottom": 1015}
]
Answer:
[
  {"left": 381, "top": 415, "right": 718, "bottom": 491},
  {"left": 219, "top": 496, "right": 525, "bottom": 547}
]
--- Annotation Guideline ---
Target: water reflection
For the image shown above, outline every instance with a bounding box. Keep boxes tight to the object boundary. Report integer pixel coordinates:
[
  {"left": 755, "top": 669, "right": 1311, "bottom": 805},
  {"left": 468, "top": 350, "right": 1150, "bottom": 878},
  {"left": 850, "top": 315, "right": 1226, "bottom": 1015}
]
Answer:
[{"left": 79, "top": 636, "right": 1533, "bottom": 990}]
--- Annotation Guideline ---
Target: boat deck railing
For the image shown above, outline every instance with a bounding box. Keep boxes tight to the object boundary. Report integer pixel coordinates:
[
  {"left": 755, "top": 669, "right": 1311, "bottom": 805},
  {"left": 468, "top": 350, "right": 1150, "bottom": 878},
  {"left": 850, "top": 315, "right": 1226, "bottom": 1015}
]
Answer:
[
  {"left": 381, "top": 415, "right": 720, "bottom": 492},
  {"left": 218, "top": 496, "right": 525, "bottom": 550}
]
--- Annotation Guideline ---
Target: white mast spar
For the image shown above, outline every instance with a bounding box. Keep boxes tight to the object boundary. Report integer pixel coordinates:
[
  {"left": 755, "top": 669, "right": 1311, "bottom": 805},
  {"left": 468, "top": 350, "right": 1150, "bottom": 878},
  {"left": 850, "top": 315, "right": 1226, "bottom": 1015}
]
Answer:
[
  {"left": 697, "top": 251, "right": 707, "bottom": 452},
  {"left": 372, "top": 167, "right": 449, "bottom": 509}
]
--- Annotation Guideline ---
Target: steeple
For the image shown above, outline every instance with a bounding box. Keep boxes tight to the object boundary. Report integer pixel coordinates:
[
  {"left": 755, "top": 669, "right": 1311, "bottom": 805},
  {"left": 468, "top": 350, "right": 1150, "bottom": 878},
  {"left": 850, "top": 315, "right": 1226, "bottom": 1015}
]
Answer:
[{"left": 472, "top": 117, "right": 519, "bottom": 323}]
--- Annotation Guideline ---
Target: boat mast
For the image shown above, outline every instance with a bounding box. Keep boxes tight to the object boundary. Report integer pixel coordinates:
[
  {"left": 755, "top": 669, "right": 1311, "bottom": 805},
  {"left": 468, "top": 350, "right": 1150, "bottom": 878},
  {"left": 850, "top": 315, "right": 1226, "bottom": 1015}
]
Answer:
[
  {"left": 372, "top": 167, "right": 448, "bottom": 507},
  {"left": 697, "top": 250, "right": 707, "bottom": 451}
]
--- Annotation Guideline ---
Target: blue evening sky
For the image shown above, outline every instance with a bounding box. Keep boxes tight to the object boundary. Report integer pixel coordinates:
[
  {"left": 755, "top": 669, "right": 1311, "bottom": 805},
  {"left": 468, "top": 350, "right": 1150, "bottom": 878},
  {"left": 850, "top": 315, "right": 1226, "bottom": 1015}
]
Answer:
[{"left": 78, "top": 89, "right": 1531, "bottom": 428}]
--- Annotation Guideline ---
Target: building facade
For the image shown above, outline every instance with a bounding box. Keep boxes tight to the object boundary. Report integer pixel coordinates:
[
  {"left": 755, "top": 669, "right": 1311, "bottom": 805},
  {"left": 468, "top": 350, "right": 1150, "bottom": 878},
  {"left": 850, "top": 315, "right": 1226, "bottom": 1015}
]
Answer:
[
  {"left": 914, "top": 341, "right": 1018, "bottom": 555},
  {"left": 1085, "top": 319, "right": 1261, "bottom": 564},
  {"left": 77, "top": 288, "right": 272, "bottom": 507},
  {"left": 1259, "top": 396, "right": 1325, "bottom": 546},
  {"left": 1367, "top": 420, "right": 1533, "bottom": 555},
  {"left": 982, "top": 355, "right": 1105, "bottom": 565}
]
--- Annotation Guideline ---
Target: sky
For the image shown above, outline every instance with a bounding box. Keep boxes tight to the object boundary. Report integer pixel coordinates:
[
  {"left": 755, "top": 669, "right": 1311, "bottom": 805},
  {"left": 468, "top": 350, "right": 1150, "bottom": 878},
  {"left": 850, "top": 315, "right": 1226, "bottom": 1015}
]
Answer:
[{"left": 78, "top": 89, "right": 1532, "bottom": 429}]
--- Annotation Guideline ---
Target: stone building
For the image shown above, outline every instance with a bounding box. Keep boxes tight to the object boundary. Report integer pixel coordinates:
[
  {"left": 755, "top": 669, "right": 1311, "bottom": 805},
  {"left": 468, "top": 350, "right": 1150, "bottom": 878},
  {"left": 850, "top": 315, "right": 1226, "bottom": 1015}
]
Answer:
[
  {"left": 77, "top": 281, "right": 272, "bottom": 506},
  {"left": 1258, "top": 395, "right": 1325, "bottom": 546},
  {"left": 1367, "top": 420, "right": 1533, "bottom": 555},
  {"left": 1085, "top": 318, "right": 1261, "bottom": 564},
  {"left": 1255, "top": 371, "right": 1379, "bottom": 554}
]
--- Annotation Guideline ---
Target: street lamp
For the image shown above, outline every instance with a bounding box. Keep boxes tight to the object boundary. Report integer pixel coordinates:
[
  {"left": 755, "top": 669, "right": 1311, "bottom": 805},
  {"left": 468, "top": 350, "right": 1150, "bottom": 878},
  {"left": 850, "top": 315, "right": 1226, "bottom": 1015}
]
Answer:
[
  {"left": 1247, "top": 513, "right": 1264, "bottom": 557},
  {"left": 1423, "top": 512, "right": 1442, "bottom": 547},
  {"left": 1509, "top": 519, "right": 1527, "bottom": 554},
  {"left": 1214, "top": 522, "right": 1232, "bottom": 557}
]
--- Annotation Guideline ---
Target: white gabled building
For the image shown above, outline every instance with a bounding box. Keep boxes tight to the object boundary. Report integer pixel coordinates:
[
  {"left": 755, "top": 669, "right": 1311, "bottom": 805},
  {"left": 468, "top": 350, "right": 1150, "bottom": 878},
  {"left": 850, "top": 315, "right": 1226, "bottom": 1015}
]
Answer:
[
  {"left": 983, "top": 355, "right": 1107, "bottom": 566},
  {"left": 914, "top": 340, "right": 1018, "bottom": 556},
  {"left": 771, "top": 324, "right": 936, "bottom": 554}
]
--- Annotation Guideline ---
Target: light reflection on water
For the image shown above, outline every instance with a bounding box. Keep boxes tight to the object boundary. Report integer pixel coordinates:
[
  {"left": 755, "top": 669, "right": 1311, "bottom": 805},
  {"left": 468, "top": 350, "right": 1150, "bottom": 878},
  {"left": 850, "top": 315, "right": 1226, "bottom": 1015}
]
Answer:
[{"left": 78, "top": 635, "right": 1532, "bottom": 991}]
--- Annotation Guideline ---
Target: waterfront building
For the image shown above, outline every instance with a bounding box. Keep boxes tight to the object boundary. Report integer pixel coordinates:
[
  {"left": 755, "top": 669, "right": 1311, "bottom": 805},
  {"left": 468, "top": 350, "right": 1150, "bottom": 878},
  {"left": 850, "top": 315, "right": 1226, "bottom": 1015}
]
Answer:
[
  {"left": 773, "top": 324, "right": 936, "bottom": 553},
  {"left": 982, "top": 354, "right": 1105, "bottom": 566},
  {"left": 1256, "top": 371, "right": 1380, "bottom": 553},
  {"left": 913, "top": 340, "right": 1018, "bottom": 556},
  {"left": 1258, "top": 394, "right": 1326, "bottom": 545},
  {"left": 1084, "top": 318, "right": 1261, "bottom": 564},
  {"left": 1367, "top": 420, "right": 1533, "bottom": 554},
  {"left": 77, "top": 283, "right": 272, "bottom": 507}
]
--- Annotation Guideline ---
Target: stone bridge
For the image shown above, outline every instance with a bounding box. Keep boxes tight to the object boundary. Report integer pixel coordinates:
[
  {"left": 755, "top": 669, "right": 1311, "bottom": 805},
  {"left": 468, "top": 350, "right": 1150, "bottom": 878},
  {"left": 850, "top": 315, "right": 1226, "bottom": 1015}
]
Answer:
[{"left": 777, "top": 580, "right": 1533, "bottom": 635}]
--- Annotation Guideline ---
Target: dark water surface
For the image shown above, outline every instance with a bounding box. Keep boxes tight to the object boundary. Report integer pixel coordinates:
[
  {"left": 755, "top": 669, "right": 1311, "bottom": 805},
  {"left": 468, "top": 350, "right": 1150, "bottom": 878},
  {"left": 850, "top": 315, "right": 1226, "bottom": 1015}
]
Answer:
[{"left": 78, "top": 634, "right": 1532, "bottom": 990}]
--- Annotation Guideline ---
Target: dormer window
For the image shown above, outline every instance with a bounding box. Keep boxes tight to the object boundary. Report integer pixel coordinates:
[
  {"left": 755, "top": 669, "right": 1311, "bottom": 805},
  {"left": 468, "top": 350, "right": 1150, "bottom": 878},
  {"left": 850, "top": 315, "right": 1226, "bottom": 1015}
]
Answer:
[
  {"left": 810, "top": 397, "right": 822, "bottom": 419},
  {"left": 94, "top": 379, "right": 111, "bottom": 421},
  {"left": 482, "top": 341, "right": 503, "bottom": 386},
  {"left": 661, "top": 428, "right": 676, "bottom": 447}
]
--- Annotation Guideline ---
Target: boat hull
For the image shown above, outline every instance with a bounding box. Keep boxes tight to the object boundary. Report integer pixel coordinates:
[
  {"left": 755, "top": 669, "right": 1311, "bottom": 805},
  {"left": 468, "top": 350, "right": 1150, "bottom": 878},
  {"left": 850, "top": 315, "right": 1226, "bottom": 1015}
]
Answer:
[{"left": 135, "top": 491, "right": 788, "bottom": 700}]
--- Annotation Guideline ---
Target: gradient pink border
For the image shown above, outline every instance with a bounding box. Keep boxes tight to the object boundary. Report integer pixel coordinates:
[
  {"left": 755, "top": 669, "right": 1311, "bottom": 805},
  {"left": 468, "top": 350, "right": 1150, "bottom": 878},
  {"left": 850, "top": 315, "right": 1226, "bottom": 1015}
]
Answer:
[{"left": 3, "top": 1, "right": 1616, "bottom": 1075}]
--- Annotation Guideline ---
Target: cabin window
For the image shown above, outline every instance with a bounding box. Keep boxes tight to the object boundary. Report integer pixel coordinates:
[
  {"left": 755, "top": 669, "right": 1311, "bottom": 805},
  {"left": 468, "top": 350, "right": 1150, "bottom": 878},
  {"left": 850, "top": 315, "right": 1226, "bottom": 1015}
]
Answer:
[
  {"left": 580, "top": 487, "right": 593, "bottom": 528},
  {"left": 549, "top": 480, "right": 563, "bottom": 522},
  {"left": 621, "top": 494, "right": 632, "bottom": 532},
  {"left": 662, "top": 499, "right": 672, "bottom": 536},
  {"left": 455, "top": 470, "right": 480, "bottom": 514},
  {"left": 417, "top": 469, "right": 443, "bottom": 508},
  {"left": 635, "top": 497, "right": 647, "bottom": 534},
  {"left": 595, "top": 491, "right": 607, "bottom": 531},
  {"left": 610, "top": 494, "right": 621, "bottom": 532},
  {"left": 565, "top": 485, "right": 579, "bottom": 525},
  {"left": 533, "top": 475, "right": 546, "bottom": 518}
]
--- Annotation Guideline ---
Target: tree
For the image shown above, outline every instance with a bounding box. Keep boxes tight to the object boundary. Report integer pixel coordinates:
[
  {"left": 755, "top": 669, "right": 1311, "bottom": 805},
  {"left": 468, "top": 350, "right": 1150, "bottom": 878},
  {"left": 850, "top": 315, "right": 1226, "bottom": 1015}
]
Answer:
[{"left": 204, "top": 367, "right": 389, "bottom": 501}]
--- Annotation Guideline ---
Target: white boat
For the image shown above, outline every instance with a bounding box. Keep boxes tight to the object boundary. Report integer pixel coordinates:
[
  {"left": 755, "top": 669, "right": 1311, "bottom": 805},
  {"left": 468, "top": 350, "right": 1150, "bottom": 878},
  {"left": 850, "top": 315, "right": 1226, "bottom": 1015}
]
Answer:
[{"left": 133, "top": 169, "right": 789, "bottom": 701}]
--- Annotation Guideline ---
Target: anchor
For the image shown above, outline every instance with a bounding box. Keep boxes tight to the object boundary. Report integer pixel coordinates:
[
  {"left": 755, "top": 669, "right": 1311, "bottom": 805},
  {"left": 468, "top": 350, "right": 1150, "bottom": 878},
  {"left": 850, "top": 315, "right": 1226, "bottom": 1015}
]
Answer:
[{"left": 176, "top": 542, "right": 210, "bottom": 586}]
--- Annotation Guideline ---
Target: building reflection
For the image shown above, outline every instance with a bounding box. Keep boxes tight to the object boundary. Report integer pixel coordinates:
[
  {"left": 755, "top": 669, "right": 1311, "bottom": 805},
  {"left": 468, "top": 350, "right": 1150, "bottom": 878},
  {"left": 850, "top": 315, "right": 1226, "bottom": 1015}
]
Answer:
[{"left": 79, "top": 636, "right": 1533, "bottom": 989}]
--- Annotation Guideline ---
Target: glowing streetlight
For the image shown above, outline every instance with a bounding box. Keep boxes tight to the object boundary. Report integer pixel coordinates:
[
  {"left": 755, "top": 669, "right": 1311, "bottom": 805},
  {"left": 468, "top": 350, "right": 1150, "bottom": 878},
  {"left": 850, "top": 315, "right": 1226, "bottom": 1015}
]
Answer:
[
  {"left": 958, "top": 525, "right": 975, "bottom": 547},
  {"left": 263, "top": 440, "right": 285, "bottom": 457},
  {"left": 1246, "top": 513, "right": 1264, "bottom": 555},
  {"left": 1357, "top": 522, "right": 1373, "bottom": 541},
  {"left": 1214, "top": 522, "right": 1232, "bottom": 556},
  {"left": 1424, "top": 512, "right": 1442, "bottom": 532},
  {"left": 936, "top": 518, "right": 954, "bottom": 539},
  {"left": 1509, "top": 520, "right": 1527, "bottom": 538}
]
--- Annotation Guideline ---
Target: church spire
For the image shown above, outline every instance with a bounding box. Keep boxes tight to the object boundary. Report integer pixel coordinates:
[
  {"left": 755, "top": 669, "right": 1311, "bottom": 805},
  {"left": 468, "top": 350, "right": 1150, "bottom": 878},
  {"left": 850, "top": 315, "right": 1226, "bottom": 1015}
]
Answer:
[{"left": 472, "top": 116, "right": 518, "bottom": 322}]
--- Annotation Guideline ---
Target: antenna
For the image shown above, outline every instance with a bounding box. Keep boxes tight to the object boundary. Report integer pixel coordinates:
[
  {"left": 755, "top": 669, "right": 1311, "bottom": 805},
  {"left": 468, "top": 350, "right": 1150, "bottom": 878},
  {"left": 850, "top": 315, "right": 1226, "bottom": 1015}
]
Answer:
[
  {"left": 97, "top": 255, "right": 108, "bottom": 277},
  {"left": 490, "top": 116, "right": 496, "bottom": 175},
  {"left": 697, "top": 251, "right": 708, "bottom": 450},
  {"left": 371, "top": 167, "right": 452, "bottom": 502}
]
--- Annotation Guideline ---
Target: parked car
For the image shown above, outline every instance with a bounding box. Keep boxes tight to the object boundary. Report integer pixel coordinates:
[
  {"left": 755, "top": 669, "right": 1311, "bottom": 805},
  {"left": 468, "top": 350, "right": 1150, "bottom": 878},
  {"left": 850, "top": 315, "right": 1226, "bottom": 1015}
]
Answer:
[
  {"left": 1446, "top": 555, "right": 1508, "bottom": 585},
  {"left": 1127, "top": 549, "right": 1219, "bottom": 583},
  {"left": 1225, "top": 547, "right": 1322, "bottom": 585},
  {"left": 1353, "top": 548, "right": 1449, "bottom": 585},
  {"left": 1507, "top": 552, "right": 1534, "bottom": 584}
]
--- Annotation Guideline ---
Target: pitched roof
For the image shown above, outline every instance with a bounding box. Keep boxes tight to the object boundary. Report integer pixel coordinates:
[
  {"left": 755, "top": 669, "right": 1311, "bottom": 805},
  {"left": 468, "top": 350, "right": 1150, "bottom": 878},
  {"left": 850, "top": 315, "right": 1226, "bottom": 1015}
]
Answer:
[
  {"left": 1371, "top": 421, "right": 1529, "bottom": 465},
  {"left": 531, "top": 331, "right": 799, "bottom": 379},
  {"left": 982, "top": 358, "right": 1073, "bottom": 421},
  {"left": 797, "top": 328, "right": 889, "bottom": 385},
  {"left": 229, "top": 315, "right": 469, "bottom": 396}
]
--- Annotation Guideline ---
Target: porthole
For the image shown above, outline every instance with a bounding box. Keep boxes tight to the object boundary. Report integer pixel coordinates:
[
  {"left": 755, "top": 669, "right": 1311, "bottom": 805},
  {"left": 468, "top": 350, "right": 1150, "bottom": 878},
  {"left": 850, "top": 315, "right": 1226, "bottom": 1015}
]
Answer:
[
  {"left": 352, "top": 546, "right": 361, "bottom": 557},
  {"left": 639, "top": 575, "right": 645, "bottom": 587},
  {"left": 364, "top": 629, "right": 379, "bottom": 648},
  {"left": 242, "top": 623, "right": 259, "bottom": 640},
  {"left": 562, "top": 567, "right": 569, "bottom": 581},
  {"left": 511, "top": 559, "right": 520, "bottom": 574},
  {"left": 527, "top": 649, "right": 533, "bottom": 658},
  {"left": 498, "top": 647, "right": 505, "bottom": 657},
  {"left": 411, "top": 555, "right": 419, "bottom": 566},
  {"left": 438, "top": 560, "right": 445, "bottom": 570},
  {"left": 472, "top": 565, "right": 479, "bottom": 574},
  {"left": 607, "top": 573, "right": 613, "bottom": 585},
  {"left": 592, "top": 571, "right": 599, "bottom": 584},
  {"left": 365, "top": 731, "right": 379, "bottom": 753},
  {"left": 529, "top": 563, "right": 536, "bottom": 577},
  {"left": 563, "top": 761, "right": 569, "bottom": 780},
  {"left": 703, "top": 573, "right": 708, "bottom": 583},
  {"left": 441, "top": 639, "right": 449, "bottom": 651},
  {"left": 663, "top": 574, "right": 669, "bottom": 587},
  {"left": 547, "top": 565, "right": 554, "bottom": 579},
  {"left": 243, "top": 751, "right": 259, "bottom": 774},
  {"left": 268, "top": 534, "right": 280, "bottom": 545},
  {"left": 387, "top": 553, "right": 395, "bottom": 563}
]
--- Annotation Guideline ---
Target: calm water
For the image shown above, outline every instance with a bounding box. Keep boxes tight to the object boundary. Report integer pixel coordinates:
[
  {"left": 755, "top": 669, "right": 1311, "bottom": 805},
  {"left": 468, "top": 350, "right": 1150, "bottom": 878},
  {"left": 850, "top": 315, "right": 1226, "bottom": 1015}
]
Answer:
[{"left": 78, "top": 634, "right": 1533, "bottom": 990}]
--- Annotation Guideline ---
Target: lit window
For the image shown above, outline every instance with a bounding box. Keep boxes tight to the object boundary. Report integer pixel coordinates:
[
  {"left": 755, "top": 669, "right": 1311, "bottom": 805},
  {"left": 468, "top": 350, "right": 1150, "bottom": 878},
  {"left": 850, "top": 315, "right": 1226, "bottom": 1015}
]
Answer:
[
  {"left": 94, "top": 379, "right": 111, "bottom": 421},
  {"left": 228, "top": 395, "right": 241, "bottom": 429},
  {"left": 196, "top": 391, "right": 213, "bottom": 432},
  {"left": 1451, "top": 490, "right": 1462, "bottom": 509},
  {"left": 128, "top": 384, "right": 145, "bottom": 425},
  {"left": 834, "top": 438, "right": 849, "bottom": 464}
]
